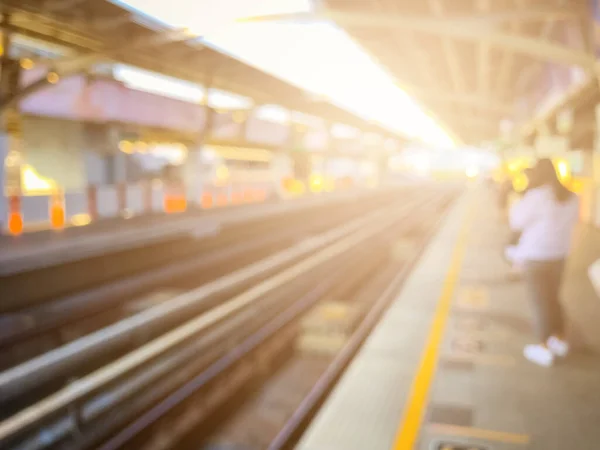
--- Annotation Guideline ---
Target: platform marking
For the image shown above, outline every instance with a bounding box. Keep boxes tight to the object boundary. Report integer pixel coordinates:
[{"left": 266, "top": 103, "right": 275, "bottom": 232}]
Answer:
[
  {"left": 442, "top": 352, "right": 516, "bottom": 367},
  {"left": 455, "top": 286, "right": 489, "bottom": 311},
  {"left": 391, "top": 200, "right": 474, "bottom": 450},
  {"left": 431, "top": 441, "right": 488, "bottom": 450},
  {"left": 428, "top": 423, "right": 530, "bottom": 445}
]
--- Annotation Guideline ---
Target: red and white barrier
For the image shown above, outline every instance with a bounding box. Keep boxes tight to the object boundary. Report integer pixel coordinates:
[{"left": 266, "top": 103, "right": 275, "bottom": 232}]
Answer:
[{"left": 3, "top": 178, "right": 280, "bottom": 235}]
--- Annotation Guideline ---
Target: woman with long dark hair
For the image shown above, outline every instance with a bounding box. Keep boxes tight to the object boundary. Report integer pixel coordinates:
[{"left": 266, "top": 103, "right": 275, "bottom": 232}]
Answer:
[{"left": 508, "top": 158, "right": 579, "bottom": 366}]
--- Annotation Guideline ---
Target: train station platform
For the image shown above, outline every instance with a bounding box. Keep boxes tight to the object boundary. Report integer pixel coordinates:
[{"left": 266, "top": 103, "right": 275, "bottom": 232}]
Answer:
[
  {"left": 299, "top": 184, "right": 600, "bottom": 450},
  {"left": 0, "top": 189, "right": 381, "bottom": 276}
]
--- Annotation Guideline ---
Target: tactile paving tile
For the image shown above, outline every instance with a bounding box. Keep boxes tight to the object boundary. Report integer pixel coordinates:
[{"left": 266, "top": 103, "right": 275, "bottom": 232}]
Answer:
[
  {"left": 428, "top": 405, "right": 474, "bottom": 427},
  {"left": 440, "top": 358, "right": 474, "bottom": 373},
  {"left": 430, "top": 442, "right": 489, "bottom": 450}
]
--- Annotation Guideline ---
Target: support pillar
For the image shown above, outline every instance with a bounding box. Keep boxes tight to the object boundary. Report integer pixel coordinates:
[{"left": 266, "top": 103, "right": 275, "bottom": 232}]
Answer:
[
  {"left": 184, "top": 83, "right": 214, "bottom": 205},
  {"left": 594, "top": 104, "right": 600, "bottom": 227},
  {"left": 0, "top": 17, "right": 24, "bottom": 233},
  {"left": 0, "top": 133, "right": 6, "bottom": 227}
]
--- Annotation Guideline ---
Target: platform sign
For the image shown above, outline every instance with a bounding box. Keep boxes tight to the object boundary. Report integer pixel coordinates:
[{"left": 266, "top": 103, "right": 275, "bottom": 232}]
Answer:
[{"left": 456, "top": 287, "right": 489, "bottom": 310}]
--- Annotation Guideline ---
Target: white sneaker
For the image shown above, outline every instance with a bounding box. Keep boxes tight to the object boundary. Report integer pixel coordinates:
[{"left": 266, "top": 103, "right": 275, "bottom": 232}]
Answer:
[
  {"left": 547, "top": 336, "right": 569, "bottom": 357},
  {"left": 524, "top": 344, "right": 554, "bottom": 367}
]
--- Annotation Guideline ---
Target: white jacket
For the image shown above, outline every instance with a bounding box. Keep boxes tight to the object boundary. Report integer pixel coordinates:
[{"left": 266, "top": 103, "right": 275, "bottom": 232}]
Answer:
[{"left": 508, "top": 185, "right": 579, "bottom": 263}]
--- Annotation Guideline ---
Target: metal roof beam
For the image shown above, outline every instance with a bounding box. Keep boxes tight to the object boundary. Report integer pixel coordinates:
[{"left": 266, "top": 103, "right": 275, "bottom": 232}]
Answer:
[
  {"left": 429, "top": 0, "right": 466, "bottom": 94},
  {"left": 241, "top": 5, "right": 583, "bottom": 27},
  {"left": 400, "top": 85, "right": 514, "bottom": 115},
  {"left": 41, "top": 0, "right": 89, "bottom": 12},
  {"left": 41, "top": 27, "right": 202, "bottom": 74},
  {"left": 476, "top": 0, "right": 491, "bottom": 97},
  {"left": 496, "top": 0, "right": 526, "bottom": 99},
  {"left": 247, "top": 9, "right": 594, "bottom": 68}
]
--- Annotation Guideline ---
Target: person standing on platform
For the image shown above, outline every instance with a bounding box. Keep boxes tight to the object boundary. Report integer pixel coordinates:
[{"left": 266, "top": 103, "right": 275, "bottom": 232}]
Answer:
[{"left": 507, "top": 158, "right": 579, "bottom": 367}]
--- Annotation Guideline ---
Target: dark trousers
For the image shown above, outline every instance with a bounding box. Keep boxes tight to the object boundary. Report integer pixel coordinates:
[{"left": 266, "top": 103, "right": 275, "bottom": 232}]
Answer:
[{"left": 523, "top": 260, "right": 566, "bottom": 342}]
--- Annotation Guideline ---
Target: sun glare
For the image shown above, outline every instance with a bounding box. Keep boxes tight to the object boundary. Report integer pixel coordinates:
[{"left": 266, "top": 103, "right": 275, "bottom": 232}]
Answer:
[{"left": 116, "top": 0, "right": 455, "bottom": 148}]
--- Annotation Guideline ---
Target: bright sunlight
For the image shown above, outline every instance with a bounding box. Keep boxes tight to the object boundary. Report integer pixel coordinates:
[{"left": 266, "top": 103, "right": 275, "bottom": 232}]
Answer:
[{"left": 114, "top": 0, "right": 455, "bottom": 148}]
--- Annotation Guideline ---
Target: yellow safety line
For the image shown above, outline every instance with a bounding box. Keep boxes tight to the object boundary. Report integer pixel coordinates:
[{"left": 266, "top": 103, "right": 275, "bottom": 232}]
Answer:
[
  {"left": 391, "top": 199, "right": 474, "bottom": 450},
  {"left": 427, "top": 423, "right": 530, "bottom": 445}
]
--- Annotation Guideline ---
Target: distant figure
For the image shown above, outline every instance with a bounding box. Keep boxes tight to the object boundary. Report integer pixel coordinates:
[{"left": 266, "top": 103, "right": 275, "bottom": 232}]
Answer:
[{"left": 507, "top": 158, "right": 579, "bottom": 367}]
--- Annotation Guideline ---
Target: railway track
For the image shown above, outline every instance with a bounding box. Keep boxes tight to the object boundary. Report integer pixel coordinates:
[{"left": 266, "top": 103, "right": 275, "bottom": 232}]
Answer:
[
  {"left": 0, "top": 189, "right": 383, "bottom": 315},
  {"left": 0, "top": 185, "right": 458, "bottom": 450},
  {"left": 128, "top": 190, "right": 454, "bottom": 450},
  {"left": 0, "top": 189, "right": 403, "bottom": 372}
]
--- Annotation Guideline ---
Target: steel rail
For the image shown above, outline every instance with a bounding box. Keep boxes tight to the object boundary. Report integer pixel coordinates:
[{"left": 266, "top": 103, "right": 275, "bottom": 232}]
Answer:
[
  {"left": 0, "top": 192, "right": 382, "bottom": 351},
  {"left": 0, "top": 190, "right": 403, "bottom": 403},
  {"left": 0, "top": 195, "right": 426, "bottom": 442},
  {"left": 99, "top": 192, "right": 454, "bottom": 450},
  {"left": 267, "top": 200, "right": 452, "bottom": 449}
]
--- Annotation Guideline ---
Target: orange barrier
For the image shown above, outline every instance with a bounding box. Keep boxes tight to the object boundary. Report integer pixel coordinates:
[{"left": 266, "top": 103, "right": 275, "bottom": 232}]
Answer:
[
  {"left": 163, "top": 184, "right": 187, "bottom": 214},
  {"left": 7, "top": 195, "right": 23, "bottom": 236},
  {"left": 216, "top": 191, "right": 229, "bottom": 207},
  {"left": 201, "top": 192, "right": 213, "bottom": 209},
  {"left": 231, "top": 190, "right": 243, "bottom": 204},
  {"left": 251, "top": 188, "right": 262, "bottom": 202},
  {"left": 49, "top": 192, "right": 65, "bottom": 230},
  {"left": 243, "top": 189, "right": 254, "bottom": 203},
  {"left": 164, "top": 195, "right": 186, "bottom": 213}
]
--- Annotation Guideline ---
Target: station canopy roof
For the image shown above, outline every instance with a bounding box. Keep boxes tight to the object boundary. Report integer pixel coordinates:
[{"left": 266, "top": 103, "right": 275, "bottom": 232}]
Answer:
[
  {"left": 2, "top": 0, "right": 405, "bottom": 142},
  {"left": 252, "top": 0, "right": 597, "bottom": 147}
]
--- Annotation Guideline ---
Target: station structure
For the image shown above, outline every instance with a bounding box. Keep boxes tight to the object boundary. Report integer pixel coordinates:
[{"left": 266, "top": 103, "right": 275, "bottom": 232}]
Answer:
[{"left": 0, "top": 0, "right": 405, "bottom": 235}]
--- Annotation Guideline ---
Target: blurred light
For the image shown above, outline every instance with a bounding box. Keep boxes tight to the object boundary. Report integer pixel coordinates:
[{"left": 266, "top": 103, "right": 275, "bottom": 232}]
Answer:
[
  {"left": 324, "top": 177, "right": 335, "bottom": 192},
  {"left": 465, "top": 166, "right": 479, "bottom": 178},
  {"left": 507, "top": 161, "right": 520, "bottom": 172},
  {"left": 513, "top": 172, "right": 529, "bottom": 193},
  {"left": 5, "top": 151, "right": 20, "bottom": 168},
  {"left": 22, "top": 165, "right": 55, "bottom": 193},
  {"left": 111, "top": 1, "right": 456, "bottom": 147},
  {"left": 309, "top": 174, "right": 324, "bottom": 193},
  {"left": 556, "top": 160, "right": 569, "bottom": 180},
  {"left": 47, "top": 72, "right": 60, "bottom": 84},
  {"left": 414, "top": 160, "right": 430, "bottom": 175},
  {"left": 290, "top": 179, "right": 306, "bottom": 195},
  {"left": 20, "top": 58, "right": 35, "bottom": 70},
  {"left": 71, "top": 213, "right": 92, "bottom": 227},
  {"left": 215, "top": 164, "right": 230, "bottom": 183},
  {"left": 181, "top": 27, "right": 197, "bottom": 37},
  {"left": 255, "top": 104, "right": 290, "bottom": 124},
  {"left": 135, "top": 141, "right": 148, "bottom": 153},
  {"left": 569, "top": 178, "right": 584, "bottom": 194},
  {"left": 119, "top": 140, "right": 134, "bottom": 154}
]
